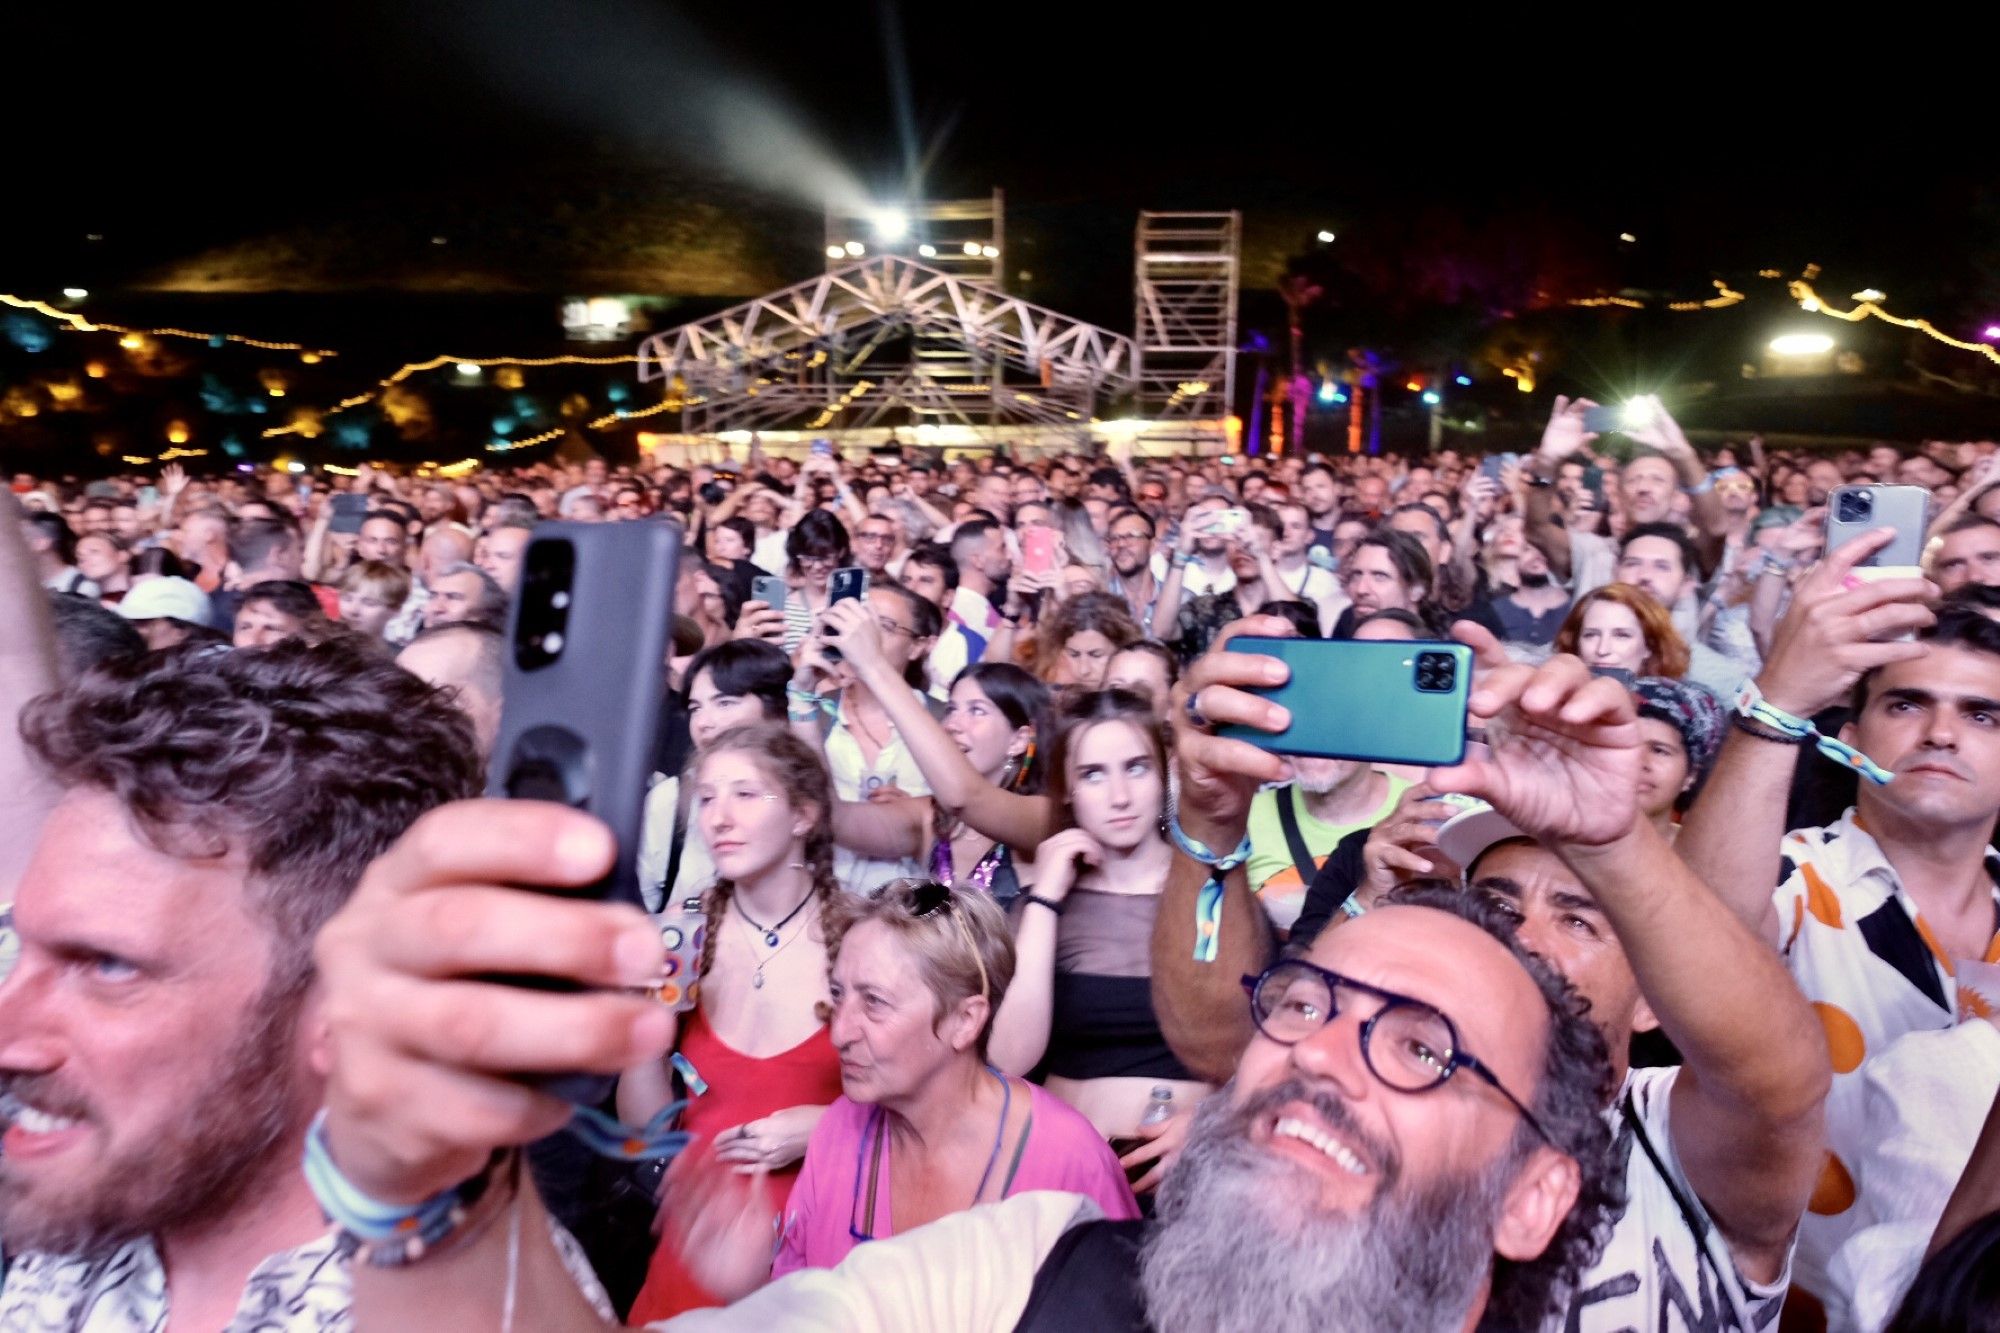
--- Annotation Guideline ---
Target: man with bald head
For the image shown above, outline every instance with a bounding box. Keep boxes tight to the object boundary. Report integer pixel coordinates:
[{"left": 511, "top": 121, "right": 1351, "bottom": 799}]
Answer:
[
  {"left": 1158, "top": 618, "right": 1828, "bottom": 1330},
  {"left": 396, "top": 621, "right": 504, "bottom": 763}
]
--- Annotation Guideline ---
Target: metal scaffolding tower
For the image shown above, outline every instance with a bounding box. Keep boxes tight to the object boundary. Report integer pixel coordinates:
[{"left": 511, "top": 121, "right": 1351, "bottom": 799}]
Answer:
[
  {"left": 635, "top": 255, "right": 1134, "bottom": 436},
  {"left": 1134, "top": 212, "right": 1240, "bottom": 432}
]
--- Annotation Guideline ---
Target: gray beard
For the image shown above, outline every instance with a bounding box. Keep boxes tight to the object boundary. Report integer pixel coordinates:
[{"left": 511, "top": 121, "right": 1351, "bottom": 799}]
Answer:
[
  {"left": 0, "top": 977, "right": 305, "bottom": 1256},
  {"left": 1137, "top": 1079, "right": 1508, "bottom": 1333}
]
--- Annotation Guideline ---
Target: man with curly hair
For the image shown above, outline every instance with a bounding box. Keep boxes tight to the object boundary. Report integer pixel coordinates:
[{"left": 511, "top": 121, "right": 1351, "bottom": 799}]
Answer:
[{"left": 0, "top": 640, "right": 486, "bottom": 1330}]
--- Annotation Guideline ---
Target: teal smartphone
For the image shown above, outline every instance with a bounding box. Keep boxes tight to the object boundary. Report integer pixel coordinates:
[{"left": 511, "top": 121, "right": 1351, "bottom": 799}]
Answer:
[{"left": 1216, "top": 638, "right": 1472, "bottom": 765}]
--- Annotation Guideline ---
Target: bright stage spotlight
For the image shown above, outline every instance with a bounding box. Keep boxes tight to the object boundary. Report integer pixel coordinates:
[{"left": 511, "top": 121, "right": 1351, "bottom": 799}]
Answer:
[{"left": 873, "top": 209, "right": 910, "bottom": 242}]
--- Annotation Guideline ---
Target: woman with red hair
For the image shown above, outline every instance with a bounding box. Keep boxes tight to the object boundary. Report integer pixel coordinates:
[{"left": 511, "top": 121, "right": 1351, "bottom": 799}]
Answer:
[{"left": 1553, "top": 582, "right": 1690, "bottom": 678}]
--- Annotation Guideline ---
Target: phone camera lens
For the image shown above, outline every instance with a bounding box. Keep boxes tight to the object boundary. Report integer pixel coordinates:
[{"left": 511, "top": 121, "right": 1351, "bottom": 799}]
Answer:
[
  {"left": 542, "top": 632, "right": 564, "bottom": 654},
  {"left": 1837, "top": 491, "right": 1872, "bottom": 524},
  {"left": 1414, "top": 651, "right": 1456, "bottom": 694}
]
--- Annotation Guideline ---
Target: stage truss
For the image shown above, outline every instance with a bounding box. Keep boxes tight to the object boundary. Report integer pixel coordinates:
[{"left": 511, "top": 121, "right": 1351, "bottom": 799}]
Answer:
[
  {"left": 636, "top": 256, "right": 1136, "bottom": 435},
  {"left": 1134, "top": 211, "right": 1240, "bottom": 440}
]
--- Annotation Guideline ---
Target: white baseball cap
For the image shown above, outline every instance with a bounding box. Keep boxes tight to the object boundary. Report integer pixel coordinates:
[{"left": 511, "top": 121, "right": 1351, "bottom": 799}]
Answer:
[
  {"left": 1435, "top": 801, "right": 1531, "bottom": 875},
  {"left": 117, "top": 576, "right": 211, "bottom": 625}
]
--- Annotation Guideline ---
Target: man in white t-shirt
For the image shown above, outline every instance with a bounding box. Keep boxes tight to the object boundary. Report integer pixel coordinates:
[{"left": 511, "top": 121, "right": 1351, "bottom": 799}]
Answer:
[{"left": 1677, "top": 536, "right": 2000, "bottom": 1321}]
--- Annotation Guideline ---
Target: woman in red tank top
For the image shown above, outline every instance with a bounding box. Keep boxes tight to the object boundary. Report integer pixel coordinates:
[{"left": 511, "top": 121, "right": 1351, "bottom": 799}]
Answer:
[{"left": 622, "top": 724, "right": 846, "bottom": 1323}]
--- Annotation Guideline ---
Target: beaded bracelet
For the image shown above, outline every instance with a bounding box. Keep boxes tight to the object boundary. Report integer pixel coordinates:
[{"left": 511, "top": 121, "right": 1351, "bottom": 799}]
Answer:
[{"left": 1167, "top": 811, "right": 1252, "bottom": 964}]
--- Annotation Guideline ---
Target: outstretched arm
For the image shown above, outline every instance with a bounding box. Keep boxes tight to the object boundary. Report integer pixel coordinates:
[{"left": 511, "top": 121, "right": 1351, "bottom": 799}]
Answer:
[
  {"left": 1430, "top": 648, "right": 1828, "bottom": 1282},
  {"left": 820, "top": 600, "right": 1054, "bottom": 854},
  {"left": 1148, "top": 617, "right": 1296, "bottom": 1081},
  {"left": 0, "top": 490, "right": 59, "bottom": 893},
  {"left": 1676, "top": 530, "right": 1934, "bottom": 941}
]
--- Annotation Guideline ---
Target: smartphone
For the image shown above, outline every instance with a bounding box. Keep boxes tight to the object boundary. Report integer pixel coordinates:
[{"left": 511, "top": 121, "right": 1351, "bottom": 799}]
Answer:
[
  {"left": 751, "top": 574, "right": 789, "bottom": 611},
  {"left": 1582, "top": 465, "right": 1606, "bottom": 502},
  {"left": 1200, "top": 508, "right": 1249, "bottom": 538},
  {"left": 329, "top": 493, "right": 369, "bottom": 534},
  {"left": 1826, "top": 484, "right": 1928, "bottom": 578},
  {"left": 1021, "top": 526, "right": 1060, "bottom": 576},
  {"left": 1216, "top": 638, "right": 1473, "bottom": 765},
  {"left": 1589, "top": 664, "right": 1636, "bottom": 689},
  {"left": 489, "top": 520, "right": 681, "bottom": 1096},
  {"left": 811, "top": 439, "right": 834, "bottom": 458},
  {"left": 1582, "top": 406, "right": 1623, "bottom": 435},
  {"left": 830, "top": 567, "right": 868, "bottom": 604}
]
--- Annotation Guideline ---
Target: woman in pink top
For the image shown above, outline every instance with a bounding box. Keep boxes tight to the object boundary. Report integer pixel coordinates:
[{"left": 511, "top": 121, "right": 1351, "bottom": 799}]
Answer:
[
  {"left": 656, "top": 878, "right": 1137, "bottom": 1303},
  {"left": 774, "top": 877, "right": 1138, "bottom": 1275}
]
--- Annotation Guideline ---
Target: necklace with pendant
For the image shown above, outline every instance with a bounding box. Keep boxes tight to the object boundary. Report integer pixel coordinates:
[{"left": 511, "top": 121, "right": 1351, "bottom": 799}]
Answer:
[{"left": 736, "top": 890, "right": 815, "bottom": 989}]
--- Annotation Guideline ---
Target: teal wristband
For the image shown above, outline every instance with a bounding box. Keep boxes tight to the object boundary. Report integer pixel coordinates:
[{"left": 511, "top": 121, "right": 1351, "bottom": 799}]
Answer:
[{"left": 1735, "top": 680, "right": 1892, "bottom": 785}]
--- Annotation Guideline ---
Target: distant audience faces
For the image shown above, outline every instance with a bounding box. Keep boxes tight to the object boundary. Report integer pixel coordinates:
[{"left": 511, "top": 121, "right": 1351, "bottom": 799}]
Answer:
[
  {"left": 474, "top": 519, "right": 535, "bottom": 595},
  {"left": 231, "top": 580, "right": 322, "bottom": 650},
  {"left": 337, "top": 560, "right": 413, "bottom": 640},
  {"left": 1341, "top": 530, "right": 1430, "bottom": 621},
  {"left": 1103, "top": 640, "right": 1178, "bottom": 716},
  {"left": 1038, "top": 591, "right": 1143, "bottom": 691},
  {"left": 1614, "top": 524, "right": 1701, "bottom": 608},
  {"left": 1555, "top": 584, "right": 1689, "bottom": 678},
  {"left": 1932, "top": 516, "right": 2000, "bottom": 593},
  {"left": 356, "top": 513, "right": 409, "bottom": 568},
  {"left": 1618, "top": 452, "right": 1679, "bottom": 526},
  {"left": 900, "top": 542, "right": 958, "bottom": 610},
  {"left": 422, "top": 563, "right": 507, "bottom": 629},
  {"left": 853, "top": 516, "right": 898, "bottom": 575}
]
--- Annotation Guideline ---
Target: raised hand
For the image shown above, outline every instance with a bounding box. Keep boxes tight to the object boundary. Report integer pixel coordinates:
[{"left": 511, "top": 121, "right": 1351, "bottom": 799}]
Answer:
[
  {"left": 820, "top": 598, "right": 888, "bottom": 676},
  {"left": 1360, "top": 783, "right": 1464, "bottom": 900},
  {"left": 1031, "top": 827, "right": 1106, "bottom": 904},
  {"left": 1536, "top": 395, "right": 1600, "bottom": 463},
  {"left": 314, "top": 801, "right": 671, "bottom": 1205},
  {"left": 1428, "top": 651, "right": 1642, "bottom": 850},
  {"left": 1755, "top": 527, "right": 1935, "bottom": 718},
  {"left": 1169, "top": 615, "right": 1299, "bottom": 846}
]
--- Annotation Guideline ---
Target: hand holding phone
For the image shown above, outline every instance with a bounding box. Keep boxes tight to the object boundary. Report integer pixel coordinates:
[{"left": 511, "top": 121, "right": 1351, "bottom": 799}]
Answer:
[
  {"left": 488, "top": 520, "right": 683, "bottom": 1097},
  {"left": 1216, "top": 639, "right": 1473, "bottom": 765},
  {"left": 1825, "top": 484, "right": 1928, "bottom": 579}
]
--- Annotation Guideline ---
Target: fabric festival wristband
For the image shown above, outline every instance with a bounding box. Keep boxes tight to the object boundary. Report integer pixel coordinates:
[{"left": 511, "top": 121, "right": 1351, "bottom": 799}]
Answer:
[
  {"left": 302, "top": 1110, "right": 501, "bottom": 1247},
  {"left": 1168, "top": 813, "right": 1251, "bottom": 964},
  {"left": 1735, "top": 680, "right": 1893, "bottom": 785}
]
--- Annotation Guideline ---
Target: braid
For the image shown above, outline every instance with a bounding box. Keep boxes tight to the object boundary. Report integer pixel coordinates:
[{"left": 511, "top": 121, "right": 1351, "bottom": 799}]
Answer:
[{"left": 696, "top": 876, "right": 736, "bottom": 981}]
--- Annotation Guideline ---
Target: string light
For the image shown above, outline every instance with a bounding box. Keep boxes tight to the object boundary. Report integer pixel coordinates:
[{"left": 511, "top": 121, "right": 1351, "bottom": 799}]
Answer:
[
  {"left": 0, "top": 293, "right": 337, "bottom": 357},
  {"left": 1567, "top": 280, "right": 1744, "bottom": 312},
  {"left": 265, "top": 350, "right": 642, "bottom": 438},
  {"left": 1788, "top": 280, "right": 2000, "bottom": 368}
]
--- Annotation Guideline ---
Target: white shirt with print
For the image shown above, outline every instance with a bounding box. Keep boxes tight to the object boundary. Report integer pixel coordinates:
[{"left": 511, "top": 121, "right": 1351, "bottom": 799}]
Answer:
[{"left": 1560, "top": 1067, "right": 1789, "bottom": 1332}]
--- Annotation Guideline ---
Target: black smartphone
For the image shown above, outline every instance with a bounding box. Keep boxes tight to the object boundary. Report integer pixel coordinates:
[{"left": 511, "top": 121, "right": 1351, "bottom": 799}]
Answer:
[
  {"left": 1589, "top": 664, "right": 1636, "bottom": 689},
  {"left": 329, "top": 493, "right": 369, "bottom": 534},
  {"left": 488, "top": 520, "right": 681, "bottom": 1098},
  {"left": 821, "top": 567, "right": 869, "bottom": 661},
  {"left": 1216, "top": 638, "right": 1473, "bottom": 765}
]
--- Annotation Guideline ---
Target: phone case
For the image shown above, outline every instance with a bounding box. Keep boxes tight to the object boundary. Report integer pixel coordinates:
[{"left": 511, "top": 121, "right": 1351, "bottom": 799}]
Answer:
[
  {"left": 829, "top": 568, "right": 869, "bottom": 603},
  {"left": 1215, "top": 638, "right": 1472, "bottom": 766},
  {"left": 1021, "top": 528, "right": 1060, "bottom": 574},
  {"left": 487, "top": 520, "right": 682, "bottom": 912},
  {"left": 1825, "top": 485, "right": 1928, "bottom": 576},
  {"left": 752, "top": 575, "right": 789, "bottom": 610}
]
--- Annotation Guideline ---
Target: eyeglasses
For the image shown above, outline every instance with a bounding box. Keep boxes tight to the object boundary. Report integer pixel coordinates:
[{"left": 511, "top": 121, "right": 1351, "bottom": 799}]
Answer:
[
  {"left": 1240, "top": 960, "right": 1553, "bottom": 1145},
  {"left": 856, "top": 531, "right": 895, "bottom": 544},
  {"left": 875, "top": 617, "right": 915, "bottom": 639},
  {"left": 1107, "top": 530, "right": 1152, "bottom": 546}
]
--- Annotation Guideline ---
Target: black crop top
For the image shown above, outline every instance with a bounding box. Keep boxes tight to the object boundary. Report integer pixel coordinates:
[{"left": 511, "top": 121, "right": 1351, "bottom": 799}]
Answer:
[{"left": 1038, "top": 889, "right": 1198, "bottom": 1083}]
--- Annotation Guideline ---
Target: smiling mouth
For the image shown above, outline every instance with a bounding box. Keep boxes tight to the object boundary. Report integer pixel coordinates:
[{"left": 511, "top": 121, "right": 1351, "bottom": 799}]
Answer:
[{"left": 1267, "top": 1111, "right": 1371, "bottom": 1178}]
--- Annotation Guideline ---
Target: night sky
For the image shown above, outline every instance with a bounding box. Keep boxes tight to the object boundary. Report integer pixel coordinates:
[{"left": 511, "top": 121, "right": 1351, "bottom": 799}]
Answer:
[{"left": 5, "top": 3, "right": 1994, "bottom": 317}]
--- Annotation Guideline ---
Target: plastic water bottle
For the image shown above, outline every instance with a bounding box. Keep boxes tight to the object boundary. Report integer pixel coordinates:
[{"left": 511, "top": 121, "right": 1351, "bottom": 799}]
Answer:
[{"left": 1113, "top": 1086, "right": 1178, "bottom": 1184}]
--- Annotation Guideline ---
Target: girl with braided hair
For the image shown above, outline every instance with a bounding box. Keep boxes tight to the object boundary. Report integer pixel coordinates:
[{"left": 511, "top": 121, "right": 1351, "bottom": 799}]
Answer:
[{"left": 624, "top": 722, "right": 846, "bottom": 1323}]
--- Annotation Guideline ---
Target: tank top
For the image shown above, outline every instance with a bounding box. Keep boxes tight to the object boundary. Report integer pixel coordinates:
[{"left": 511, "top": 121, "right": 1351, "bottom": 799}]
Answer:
[
  {"left": 626, "top": 1006, "right": 844, "bottom": 1324},
  {"left": 1040, "top": 889, "right": 1197, "bottom": 1083}
]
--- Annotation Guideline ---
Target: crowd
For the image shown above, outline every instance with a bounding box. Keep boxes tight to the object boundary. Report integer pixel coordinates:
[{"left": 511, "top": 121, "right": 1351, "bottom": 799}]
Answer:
[{"left": 3, "top": 395, "right": 2000, "bottom": 1331}]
